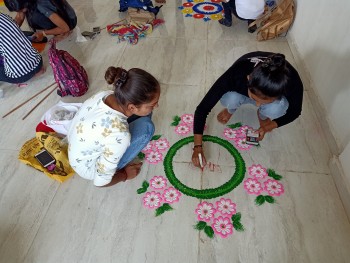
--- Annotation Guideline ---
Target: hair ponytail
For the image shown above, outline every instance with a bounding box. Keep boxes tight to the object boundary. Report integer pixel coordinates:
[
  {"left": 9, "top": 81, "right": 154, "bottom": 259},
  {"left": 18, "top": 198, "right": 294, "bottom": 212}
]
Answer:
[
  {"left": 104, "top": 66, "right": 160, "bottom": 107},
  {"left": 248, "top": 53, "right": 289, "bottom": 98}
]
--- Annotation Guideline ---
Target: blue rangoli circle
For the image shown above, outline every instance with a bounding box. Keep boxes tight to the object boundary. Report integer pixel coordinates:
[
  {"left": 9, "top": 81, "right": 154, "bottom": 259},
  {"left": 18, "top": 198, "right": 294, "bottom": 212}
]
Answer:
[{"left": 192, "top": 2, "right": 223, "bottom": 15}]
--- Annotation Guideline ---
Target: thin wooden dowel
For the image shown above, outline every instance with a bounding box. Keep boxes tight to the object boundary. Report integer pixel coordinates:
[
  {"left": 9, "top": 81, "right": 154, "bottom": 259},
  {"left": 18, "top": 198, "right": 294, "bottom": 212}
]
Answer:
[
  {"left": 22, "top": 86, "right": 57, "bottom": 120},
  {"left": 2, "top": 82, "right": 56, "bottom": 118}
]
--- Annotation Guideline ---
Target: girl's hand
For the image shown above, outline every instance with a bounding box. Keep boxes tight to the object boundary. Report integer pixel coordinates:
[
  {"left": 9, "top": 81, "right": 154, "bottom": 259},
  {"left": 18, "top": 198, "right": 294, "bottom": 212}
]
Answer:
[
  {"left": 32, "top": 32, "right": 44, "bottom": 42},
  {"left": 54, "top": 31, "right": 72, "bottom": 42},
  {"left": 258, "top": 120, "right": 278, "bottom": 141},
  {"left": 192, "top": 147, "right": 207, "bottom": 169},
  {"left": 258, "top": 126, "right": 266, "bottom": 141}
]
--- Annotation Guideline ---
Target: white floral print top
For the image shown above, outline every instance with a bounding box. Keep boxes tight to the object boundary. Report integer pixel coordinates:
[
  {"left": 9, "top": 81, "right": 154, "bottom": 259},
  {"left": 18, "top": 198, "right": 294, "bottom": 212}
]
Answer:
[{"left": 67, "top": 91, "right": 130, "bottom": 186}]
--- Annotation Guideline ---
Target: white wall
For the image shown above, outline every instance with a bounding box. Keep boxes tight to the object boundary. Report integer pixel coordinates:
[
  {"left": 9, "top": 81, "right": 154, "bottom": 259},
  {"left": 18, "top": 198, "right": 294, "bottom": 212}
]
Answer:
[
  {"left": 289, "top": 0, "right": 350, "bottom": 151},
  {"left": 288, "top": 0, "right": 350, "bottom": 202}
]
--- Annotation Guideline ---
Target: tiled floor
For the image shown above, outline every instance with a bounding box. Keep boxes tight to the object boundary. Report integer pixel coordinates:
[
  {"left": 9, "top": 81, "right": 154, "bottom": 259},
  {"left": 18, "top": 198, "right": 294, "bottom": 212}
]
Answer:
[{"left": 1, "top": 1, "right": 350, "bottom": 263}]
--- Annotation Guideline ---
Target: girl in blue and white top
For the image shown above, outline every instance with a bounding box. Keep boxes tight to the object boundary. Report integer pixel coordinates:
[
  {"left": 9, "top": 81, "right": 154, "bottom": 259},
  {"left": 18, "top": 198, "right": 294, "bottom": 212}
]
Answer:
[
  {"left": 68, "top": 67, "right": 160, "bottom": 187},
  {"left": 0, "top": 12, "right": 43, "bottom": 84}
]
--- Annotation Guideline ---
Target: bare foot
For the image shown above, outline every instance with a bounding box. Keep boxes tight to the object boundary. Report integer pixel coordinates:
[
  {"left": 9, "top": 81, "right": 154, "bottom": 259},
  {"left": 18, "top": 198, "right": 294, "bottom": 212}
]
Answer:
[
  {"left": 124, "top": 162, "right": 143, "bottom": 180},
  {"left": 217, "top": 108, "right": 232, "bottom": 124}
]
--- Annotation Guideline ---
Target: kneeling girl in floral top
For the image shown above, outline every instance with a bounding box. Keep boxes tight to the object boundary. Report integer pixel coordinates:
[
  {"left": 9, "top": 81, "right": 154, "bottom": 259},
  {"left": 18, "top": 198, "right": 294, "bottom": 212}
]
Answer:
[{"left": 68, "top": 67, "right": 160, "bottom": 187}]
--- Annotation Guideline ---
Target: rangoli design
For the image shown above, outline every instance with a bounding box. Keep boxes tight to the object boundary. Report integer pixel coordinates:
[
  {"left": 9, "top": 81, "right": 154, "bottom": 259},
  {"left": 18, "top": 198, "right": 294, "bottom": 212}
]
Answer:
[
  {"left": 178, "top": 0, "right": 224, "bottom": 22},
  {"left": 136, "top": 114, "right": 286, "bottom": 239},
  {"left": 140, "top": 135, "right": 170, "bottom": 164}
]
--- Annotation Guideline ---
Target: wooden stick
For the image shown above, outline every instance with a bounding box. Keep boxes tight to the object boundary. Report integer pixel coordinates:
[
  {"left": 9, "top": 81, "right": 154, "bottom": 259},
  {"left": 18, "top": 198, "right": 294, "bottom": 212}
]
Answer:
[
  {"left": 2, "top": 82, "right": 56, "bottom": 118},
  {"left": 22, "top": 86, "right": 57, "bottom": 120}
]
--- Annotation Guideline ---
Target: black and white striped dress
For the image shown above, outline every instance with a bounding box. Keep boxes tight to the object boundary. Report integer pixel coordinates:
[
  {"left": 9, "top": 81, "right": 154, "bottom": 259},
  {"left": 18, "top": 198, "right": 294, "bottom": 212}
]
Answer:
[{"left": 0, "top": 13, "right": 42, "bottom": 79}]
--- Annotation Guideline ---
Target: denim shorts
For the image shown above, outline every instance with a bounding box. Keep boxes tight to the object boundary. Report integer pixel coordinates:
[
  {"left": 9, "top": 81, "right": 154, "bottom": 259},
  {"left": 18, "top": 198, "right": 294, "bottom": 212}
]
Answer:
[{"left": 220, "top": 91, "right": 289, "bottom": 120}]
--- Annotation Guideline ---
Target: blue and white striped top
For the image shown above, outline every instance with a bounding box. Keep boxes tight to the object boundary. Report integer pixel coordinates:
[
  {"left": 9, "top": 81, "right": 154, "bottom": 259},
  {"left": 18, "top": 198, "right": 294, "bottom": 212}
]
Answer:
[{"left": 0, "top": 13, "right": 42, "bottom": 78}]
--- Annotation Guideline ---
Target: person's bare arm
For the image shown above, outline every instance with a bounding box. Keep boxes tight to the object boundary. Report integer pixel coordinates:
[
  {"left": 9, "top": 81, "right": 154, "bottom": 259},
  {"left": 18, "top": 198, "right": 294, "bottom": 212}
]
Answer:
[
  {"left": 32, "top": 13, "right": 70, "bottom": 41},
  {"left": 14, "top": 11, "right": 26, "bottom": 27}
]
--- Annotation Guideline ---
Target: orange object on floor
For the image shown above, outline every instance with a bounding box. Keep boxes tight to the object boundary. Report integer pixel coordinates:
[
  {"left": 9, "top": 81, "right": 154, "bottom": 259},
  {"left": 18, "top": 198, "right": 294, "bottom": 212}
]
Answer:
[
  {"left": 0, "top": 0, "right": 4, "bottom": 6},
  {"left": 32, "top": 42, "right": 46, "bottom": 53}
]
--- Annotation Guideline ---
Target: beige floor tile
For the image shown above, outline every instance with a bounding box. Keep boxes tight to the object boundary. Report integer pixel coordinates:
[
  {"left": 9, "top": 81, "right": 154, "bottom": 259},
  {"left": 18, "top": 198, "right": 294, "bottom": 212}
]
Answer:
[{"left": 0, "top": 151, "right": 59, "bottom": 263}]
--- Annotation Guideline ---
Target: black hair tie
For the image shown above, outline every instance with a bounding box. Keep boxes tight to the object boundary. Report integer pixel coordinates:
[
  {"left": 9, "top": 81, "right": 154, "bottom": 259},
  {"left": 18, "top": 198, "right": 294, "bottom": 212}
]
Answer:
[
  {"left": 115, "top": 69, "right": 128, "bottom": 89},
  {"left": 261, "top": 58, "right": 272, "bottom": 69}
]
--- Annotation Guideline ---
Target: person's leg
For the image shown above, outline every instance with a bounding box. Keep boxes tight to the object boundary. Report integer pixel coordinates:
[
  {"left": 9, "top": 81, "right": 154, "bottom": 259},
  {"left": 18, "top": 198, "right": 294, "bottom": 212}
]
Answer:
[
  {"left": 219, "top": 1, "right": 234, "bottom": 27},
  {"left": 258, "top": 96, "right": 289, "bottom": 121},
  {"left": 117, "top": 114, "right": 155, "bottom": 169},
  {"left": 247, "top": 19, "right": 257, "bottom": 33},
  {"left": 230, "top": 1, "right": 257, "bottom": 33},
  {"left": 218, "top": 91, "right": 255, "bottom": 124}
]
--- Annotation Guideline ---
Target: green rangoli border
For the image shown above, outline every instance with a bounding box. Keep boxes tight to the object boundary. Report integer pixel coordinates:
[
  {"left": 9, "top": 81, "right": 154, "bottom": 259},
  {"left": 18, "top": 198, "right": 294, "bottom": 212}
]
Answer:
[{"left": 163, "top": 135, "right": 246, "bottom": 199}]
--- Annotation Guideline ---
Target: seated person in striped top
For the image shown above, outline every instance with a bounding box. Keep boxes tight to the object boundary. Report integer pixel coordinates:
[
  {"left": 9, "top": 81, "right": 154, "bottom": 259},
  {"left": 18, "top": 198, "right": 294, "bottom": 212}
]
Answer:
[{"left": 0, "top": 12, "right": 44, "bottom": 84}]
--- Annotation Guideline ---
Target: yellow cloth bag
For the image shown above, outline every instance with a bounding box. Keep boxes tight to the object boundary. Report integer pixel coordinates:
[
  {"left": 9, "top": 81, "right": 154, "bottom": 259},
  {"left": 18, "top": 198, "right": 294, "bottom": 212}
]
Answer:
[{"left": 18, "top": 132, "right": 75, "bottom": 183}]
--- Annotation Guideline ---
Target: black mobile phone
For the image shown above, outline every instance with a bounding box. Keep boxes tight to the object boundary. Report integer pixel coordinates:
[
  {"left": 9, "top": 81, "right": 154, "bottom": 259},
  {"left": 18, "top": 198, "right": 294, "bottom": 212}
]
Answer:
[
  {"left": 27, "top": 35, "right": 37, "bottom": 41},
  {"left": 35, "top": 149, "right": 56, "bottom": 168}
]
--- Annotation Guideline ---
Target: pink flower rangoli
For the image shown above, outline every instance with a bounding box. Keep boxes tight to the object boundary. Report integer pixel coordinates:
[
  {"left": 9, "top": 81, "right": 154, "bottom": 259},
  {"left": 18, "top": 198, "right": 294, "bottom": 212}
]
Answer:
[
  {"left": 195, "top": 201, "right": 216, "bottom": 222},
  {"left": 248, "top": 164, "right": 268, "bottom": 179},
  {"left": 215, "top": 198, "right": 236, "bottom": 215},
  {"left": 264, "top": 179, "right": 284, "bottom": 196},
  {"left": 143, "top": 191, "right": 162, "bottom": 209},
  {"left": 162, "top": 187, "right": 181, "bottom": 203},
  {"left": 150, "top": 176, "right": 167, "bottom": 190},
  {"left": 212, "top": 216, "right": 234, "bottom": 238},
  {"left": 243, "top": 178, "right": 263, "bottom": 195}
]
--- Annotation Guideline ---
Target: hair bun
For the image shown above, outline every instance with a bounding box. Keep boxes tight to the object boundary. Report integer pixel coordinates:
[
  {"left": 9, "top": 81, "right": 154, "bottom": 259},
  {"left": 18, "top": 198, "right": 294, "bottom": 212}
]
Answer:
[
  {"left": 105, "top": 66, "right": 124, "bottom": 85},
  {"left": 268, "top": 53, "right": 286, "bottom": 72}
]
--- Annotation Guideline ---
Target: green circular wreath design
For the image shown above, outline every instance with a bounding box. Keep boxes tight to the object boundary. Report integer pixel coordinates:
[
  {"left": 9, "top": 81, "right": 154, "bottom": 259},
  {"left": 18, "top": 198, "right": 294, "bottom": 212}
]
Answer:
[{"left": 163, "top": 135, "right": 246, "bottom": 199}]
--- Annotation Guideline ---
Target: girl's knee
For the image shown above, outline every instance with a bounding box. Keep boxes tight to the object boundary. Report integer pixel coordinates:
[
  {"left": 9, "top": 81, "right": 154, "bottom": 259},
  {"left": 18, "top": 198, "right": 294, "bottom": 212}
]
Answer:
[
  {"left": 131, "top": 117, "right": 155, "bottom": 141},
  {"left": 144, "top": 119, "right": 155, "bottom": 140},
  {"left": 220, "top": 92, "right": 242, "bottom": 108},
  {"left": 260, "top": 98, "right": 289, "bottom": 120}
]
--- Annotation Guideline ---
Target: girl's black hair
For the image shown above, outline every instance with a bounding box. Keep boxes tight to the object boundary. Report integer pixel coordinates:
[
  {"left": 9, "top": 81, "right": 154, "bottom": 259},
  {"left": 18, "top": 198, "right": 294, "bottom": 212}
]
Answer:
[
  {"left": 248, "top": 53, "right": 289, "bottom": 98},
  {"left": 105, "top": 67, "right": 160, "bottom": 107},
  {"left": 4, "top": 0, "right": 35, "bottom": 28},
  {"left": 4, "top": 0, "right": 72, "bottom": 30},
  {"left": 4, "top": 0, "right": 29, "bottom": 12}
]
